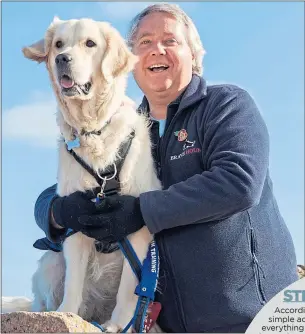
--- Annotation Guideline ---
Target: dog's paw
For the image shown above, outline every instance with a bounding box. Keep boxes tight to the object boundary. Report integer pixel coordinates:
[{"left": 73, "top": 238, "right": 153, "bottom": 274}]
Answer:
[{"left": 101, "top": 320, "right": 122, "bottom": 333}]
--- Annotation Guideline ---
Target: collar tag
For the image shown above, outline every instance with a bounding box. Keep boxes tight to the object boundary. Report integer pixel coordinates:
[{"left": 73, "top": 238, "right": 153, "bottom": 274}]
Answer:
[{"left": 66, "top": 136, "right": 80, "bottom": 151}]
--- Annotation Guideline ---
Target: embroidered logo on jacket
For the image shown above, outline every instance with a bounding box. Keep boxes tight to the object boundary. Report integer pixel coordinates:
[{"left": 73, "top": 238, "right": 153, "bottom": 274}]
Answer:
[
  {"left": 171, "top": 129, "right": 201, "bottom": 161},
  {"left": 174, "top": 129, "right": 188, "bottom": 141}
]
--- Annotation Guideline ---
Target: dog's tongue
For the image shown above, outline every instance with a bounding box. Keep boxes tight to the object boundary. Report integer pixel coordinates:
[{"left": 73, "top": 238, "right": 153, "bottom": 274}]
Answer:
[{"left": 60, "top": 76, "right": 74, "bottom": 89}]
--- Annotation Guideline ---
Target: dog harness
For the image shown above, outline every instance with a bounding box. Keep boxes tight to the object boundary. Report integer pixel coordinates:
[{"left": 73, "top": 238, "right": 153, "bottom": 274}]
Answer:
[{"left": 65, "top": 130, "right": 161, "bottom": 333}]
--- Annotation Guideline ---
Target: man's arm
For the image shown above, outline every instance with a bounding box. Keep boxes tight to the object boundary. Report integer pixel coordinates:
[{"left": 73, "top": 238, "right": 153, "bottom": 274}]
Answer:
[
  {"left": 140, "top": 86, "right": 269, "bottom": 234},
  {"left": 34, "top": 184, "right": 66, "bottom": 242}
]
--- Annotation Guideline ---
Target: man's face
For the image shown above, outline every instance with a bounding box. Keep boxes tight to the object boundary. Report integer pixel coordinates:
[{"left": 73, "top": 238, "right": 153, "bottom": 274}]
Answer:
[{"left": 132, "top": 12, "right": 193, "bottom": 97}]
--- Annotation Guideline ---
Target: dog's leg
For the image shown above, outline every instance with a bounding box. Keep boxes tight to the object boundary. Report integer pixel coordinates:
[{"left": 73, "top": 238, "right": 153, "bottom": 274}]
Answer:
[
  {"left": 103, "top": 227, "right": 153, "bottom": 333},
  {"left": 57, "top": 232, "right": 93, "bottom": 314}
]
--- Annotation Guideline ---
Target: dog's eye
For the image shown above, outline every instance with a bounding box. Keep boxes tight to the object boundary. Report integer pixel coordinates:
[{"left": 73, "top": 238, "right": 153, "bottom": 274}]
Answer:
[
  {"left": 86, "top": 40, "right": 96, "bottom": 48},
  {"left": 55, "top": 40, "right": 63, "bottom": 48}
]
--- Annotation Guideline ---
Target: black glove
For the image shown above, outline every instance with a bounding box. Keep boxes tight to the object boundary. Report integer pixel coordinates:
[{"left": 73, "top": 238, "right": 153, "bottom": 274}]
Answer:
[
  {"left": 52, "top": 190, "right": 97, "bottom": 231},
  {"left": 78, "top": 194, "right": 145, "bottom": 243}
]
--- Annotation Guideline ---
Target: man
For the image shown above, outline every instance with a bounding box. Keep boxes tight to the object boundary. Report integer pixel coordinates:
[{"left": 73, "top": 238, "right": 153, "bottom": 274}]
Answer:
[{"left": 34, "top": 4, "right": 298, "bottom": 333}]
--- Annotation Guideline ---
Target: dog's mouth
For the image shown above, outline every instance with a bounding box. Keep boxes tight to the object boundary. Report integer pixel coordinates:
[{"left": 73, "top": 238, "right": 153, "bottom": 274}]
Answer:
[
  {"left": 59, "top": 74, "right": 92, "bottom": 97},
  {"left": 60, "top": 75, "right": 75, "bottom": 89}
]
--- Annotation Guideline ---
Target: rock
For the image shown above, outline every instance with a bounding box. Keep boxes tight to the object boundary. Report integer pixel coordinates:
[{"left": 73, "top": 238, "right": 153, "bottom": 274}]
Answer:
[
  {"left": 297, "top": 265, "right": 305, "bottom": 279},
  {"left": 1, "top": 311, "right": 102, "bottom": 333}
]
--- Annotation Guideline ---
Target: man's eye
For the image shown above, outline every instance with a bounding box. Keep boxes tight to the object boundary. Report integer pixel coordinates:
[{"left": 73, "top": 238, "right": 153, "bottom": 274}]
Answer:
[
  {"left": 55, "top": 40, "right": 63, "bottom": 48},
  {"left": 166, "top": 38, "right": 177, "bottom": 44},
  {"left": 86, "top": 40, "right": 96, "bottom": 48},
  {"left": 140, "top": 40, "right": 151, "bottom": 45}
]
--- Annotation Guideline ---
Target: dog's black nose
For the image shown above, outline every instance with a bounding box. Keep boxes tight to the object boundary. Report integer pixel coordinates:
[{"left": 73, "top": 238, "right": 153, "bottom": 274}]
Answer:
[{"left": 55, "top": 53, "right": 72, "bottom": 65}]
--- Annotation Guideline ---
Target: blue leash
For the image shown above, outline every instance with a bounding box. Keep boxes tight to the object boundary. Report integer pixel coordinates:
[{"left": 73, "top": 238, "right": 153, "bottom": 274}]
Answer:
[
  {"left": 91, "top": 321, "right": 106, "bottom": 332},
  {"left": 120, "top": 239, "right": 160, "bottom": 333},
  {"left": 91, "top": 238, "right": 160, "bottom": 333}
]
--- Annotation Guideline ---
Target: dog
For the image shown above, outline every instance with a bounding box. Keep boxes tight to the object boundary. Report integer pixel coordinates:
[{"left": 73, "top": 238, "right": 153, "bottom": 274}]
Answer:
[{"left": 2, "top": 17, "right": 162, "bottom": 332}]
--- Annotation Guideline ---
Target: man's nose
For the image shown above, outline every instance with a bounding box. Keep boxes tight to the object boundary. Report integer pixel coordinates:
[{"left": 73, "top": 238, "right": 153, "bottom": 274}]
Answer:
[
  {"left": 150, "top": 42, "right": 166, "bottom": 56},
  {"left": 55, "top": 53, "right": 72, "bottom": 65}
]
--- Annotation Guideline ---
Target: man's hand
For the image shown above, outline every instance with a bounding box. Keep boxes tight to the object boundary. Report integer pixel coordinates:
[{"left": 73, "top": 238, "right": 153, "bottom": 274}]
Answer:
[
  {"left": 78, "top": 194, "right": 145, "bottom": 243},
  {"left": 52, "top": 190, "right": 97, "bottom": 231}
]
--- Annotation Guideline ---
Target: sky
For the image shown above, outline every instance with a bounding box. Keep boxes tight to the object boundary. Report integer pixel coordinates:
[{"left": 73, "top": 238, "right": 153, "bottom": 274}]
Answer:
[{"left": 2, "top": 2, "right": 304, "bottom": 299}]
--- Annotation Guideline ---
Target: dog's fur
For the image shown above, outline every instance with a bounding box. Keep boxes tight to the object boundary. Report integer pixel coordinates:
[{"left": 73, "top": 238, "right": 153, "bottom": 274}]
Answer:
[{"left": 2, "top": 17, "right": 162, "bottom": 332}]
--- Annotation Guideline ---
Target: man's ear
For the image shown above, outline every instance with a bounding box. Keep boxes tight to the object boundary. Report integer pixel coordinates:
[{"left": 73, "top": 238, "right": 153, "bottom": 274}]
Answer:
[
  {"left": 99, "top": 22, "right": 138, "bottom": 83},
  {"left": 22, "top": 16, "right": 62, "bottom": 63}
]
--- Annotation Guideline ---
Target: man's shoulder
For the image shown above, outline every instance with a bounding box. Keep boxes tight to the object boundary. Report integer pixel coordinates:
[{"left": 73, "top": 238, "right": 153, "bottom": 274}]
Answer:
[
  {"left": 202, "top": 82, "right": 257, "bottom": 112},
  {"left": 206, "top": 82, "right": 250, "bottom": 98},
  {"left": 194, "top": 81, "right": 259, "bottom": 123}
]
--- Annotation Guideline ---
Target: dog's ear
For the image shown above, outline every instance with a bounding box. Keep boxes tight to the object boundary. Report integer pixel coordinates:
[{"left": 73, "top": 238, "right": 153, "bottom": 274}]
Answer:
[
  {"left": 99, "top": 22, "right": 138, "bottom": 83},
  {"left": 22, "top": 16, "right": 62, "bottom": 63},
  {"left": 22, "top": 38, "right": 47, "bottom": 63}
]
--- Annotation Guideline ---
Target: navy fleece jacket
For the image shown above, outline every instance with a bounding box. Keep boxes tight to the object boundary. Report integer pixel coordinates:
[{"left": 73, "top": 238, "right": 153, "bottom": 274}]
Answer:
[{"left": 140, "top": 82, "right": 269, "bottom": 234}]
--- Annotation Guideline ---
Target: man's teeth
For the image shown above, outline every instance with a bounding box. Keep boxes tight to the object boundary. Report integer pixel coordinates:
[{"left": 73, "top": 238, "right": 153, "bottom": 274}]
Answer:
[
  {"left": 149, "top": 64, "right": 168, "bottom": 68},
  {"left": 149, "top": 64, "right": 169, "bottom": 72}
]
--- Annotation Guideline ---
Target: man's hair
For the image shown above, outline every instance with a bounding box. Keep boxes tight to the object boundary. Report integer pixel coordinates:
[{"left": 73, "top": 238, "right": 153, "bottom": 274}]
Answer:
[{"left": 127, "top": 3, "right": 206, "bottom": 76}]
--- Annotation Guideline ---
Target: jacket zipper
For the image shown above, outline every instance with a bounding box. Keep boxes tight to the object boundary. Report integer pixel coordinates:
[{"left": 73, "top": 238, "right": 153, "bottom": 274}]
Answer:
[{"left": 249, "top": 225, "right": 267, "bottom": 304}]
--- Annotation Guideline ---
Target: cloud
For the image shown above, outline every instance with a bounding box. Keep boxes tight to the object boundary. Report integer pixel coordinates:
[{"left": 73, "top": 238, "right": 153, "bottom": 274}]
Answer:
[
  {"left": 2, "top": 93, "right": 145, "bottom": 149},
  {"left": 2, "top": 95, "right": 60, "bottom": 148},
  {"left": 98, "top": 2, "right": 155, "bottom": 21}
]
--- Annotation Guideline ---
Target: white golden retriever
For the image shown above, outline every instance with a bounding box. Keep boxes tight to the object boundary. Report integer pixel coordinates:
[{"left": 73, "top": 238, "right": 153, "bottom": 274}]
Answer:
[{"left": 2, "top": 17, "right": 162, "bottom": 332}]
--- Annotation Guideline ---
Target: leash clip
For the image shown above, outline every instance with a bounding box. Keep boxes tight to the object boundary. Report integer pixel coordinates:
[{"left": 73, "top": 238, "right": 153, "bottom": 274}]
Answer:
[
  {"left": 96, "top": 163, "right": 118, "bottom": 202},
  {"left": 97, "top": 177, "right": 107, "bottom": 200}
]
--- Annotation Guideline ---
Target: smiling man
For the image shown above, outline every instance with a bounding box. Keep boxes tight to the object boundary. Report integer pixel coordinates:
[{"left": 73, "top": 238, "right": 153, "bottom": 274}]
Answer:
[
  {"left": 34, "top": 3, "right": 298, "bottom": 333},
  {"left": 132, "top": 11, "right": 194, "bottom": 120}
]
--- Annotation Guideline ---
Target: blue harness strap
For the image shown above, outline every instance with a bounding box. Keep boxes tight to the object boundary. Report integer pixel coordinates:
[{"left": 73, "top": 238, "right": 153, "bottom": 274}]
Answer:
[{"left": 119, "top": 238, "right": 142, "bottom": 281}]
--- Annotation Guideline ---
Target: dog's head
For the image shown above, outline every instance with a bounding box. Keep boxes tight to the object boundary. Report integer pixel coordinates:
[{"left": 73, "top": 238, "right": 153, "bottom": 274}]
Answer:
[{"left": 23, "top": 17, "right": 137, "bottom": 100}]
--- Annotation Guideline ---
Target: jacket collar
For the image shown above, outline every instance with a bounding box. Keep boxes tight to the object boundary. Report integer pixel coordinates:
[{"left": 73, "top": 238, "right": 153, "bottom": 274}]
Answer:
[{"left": 137, "top": 74, "right": 207, "bottom": 116}]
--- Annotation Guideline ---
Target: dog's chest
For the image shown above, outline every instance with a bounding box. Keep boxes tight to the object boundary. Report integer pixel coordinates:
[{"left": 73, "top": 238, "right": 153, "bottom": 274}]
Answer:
[
  {"left": 56, "top": 140, "right": 108, "bottom": 197},
  {"left": 56, "top": 130, "right": 131, "bottom": 197}
]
